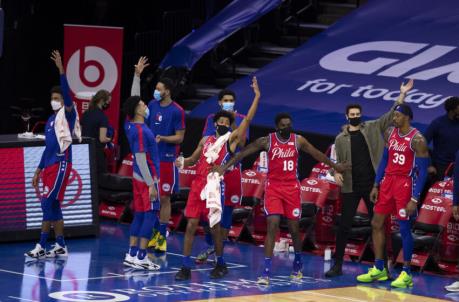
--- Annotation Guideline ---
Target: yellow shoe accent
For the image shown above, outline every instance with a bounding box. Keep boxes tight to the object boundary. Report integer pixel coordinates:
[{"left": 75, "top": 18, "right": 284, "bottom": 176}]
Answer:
[
  {"left": 155, "top": 235, "right": 167, "bottom": 252},
  {"left": 390, "top": 271, "right": 413, "bottom": 288},
  {"left": 147, "top": 230, "right": 160, "bottom": 248}
]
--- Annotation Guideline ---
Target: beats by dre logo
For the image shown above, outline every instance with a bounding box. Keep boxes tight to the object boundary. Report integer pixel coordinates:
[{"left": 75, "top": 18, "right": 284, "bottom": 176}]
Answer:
[
  {"left": 35, "top": 169, "right": 82, "bottom": 208},
  {"left": 66, "top": 46, "right": 118, "bottom": 94}
]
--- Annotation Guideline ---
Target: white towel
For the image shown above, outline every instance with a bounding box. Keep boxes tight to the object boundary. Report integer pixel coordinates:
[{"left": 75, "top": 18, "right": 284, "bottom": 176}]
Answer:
[
  {"left": 204, "top": 132, "right": 231, "bottom": 164},
  {"left": 54, "top": 106, "right": 82, "bottom": 153},
  {"left": 200, "top": 172, "right": 223, "bottom": 228}
]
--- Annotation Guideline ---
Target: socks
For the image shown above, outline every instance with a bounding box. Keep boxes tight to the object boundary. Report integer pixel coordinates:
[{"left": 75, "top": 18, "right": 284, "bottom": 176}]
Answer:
[
  {"left": 138, "top": 249, "right": 147, "bottom": 260},
  {"left": 159, "top": 223, "right": 167, "bottom": 237},
  {"left": 402, "top": 265, "right": 411, "bottom": 274},
  {"left": 39, "top": 232, "right": 49, "bottom": 248},
  {"left": 217, "top": 256, "right": 226, "bottom": 266},
  {"left": 129, "top": 246, "right": 138, "bottom": 257},
  {"left": 294, "top": 252, "right": 302, "bottom": 264},
  {"left": 375, "top": 259, "right": 385, "bottom": 271},
  {"left": 183, "top": 256, "right": 192, "bottom": 268},
  {"left": 56, "top": 235, "right": 66, "bottom": 247},
  {"left": 264, "top": 257, "right": 272, "bottom": 273}
]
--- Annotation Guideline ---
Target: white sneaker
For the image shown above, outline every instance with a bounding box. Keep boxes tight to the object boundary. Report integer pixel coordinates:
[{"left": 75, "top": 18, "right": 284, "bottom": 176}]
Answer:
[
  {"left": 133, "top": 256, "right": 160, "bottom": 271},
  {"left": 25, "top": 243, "right": 46, "bottom": 259},
  {"left": 445, "top": 281, "right": 459, "bottom": 292},
  {"left": 45, "top": 243, "right": 68, "bottom": 258},
  {"left": 123, "top": 253, "right": 136, "bottom": 267}
]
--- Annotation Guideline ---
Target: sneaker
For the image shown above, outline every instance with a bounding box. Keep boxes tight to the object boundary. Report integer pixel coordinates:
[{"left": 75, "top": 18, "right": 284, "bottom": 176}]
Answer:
[
  {"left": 175, "top": 266, "right": 191, "bottom": 281},
  {"left": 45, "top": 243, "right": 68, "bottom": 258},
  {"left": 290, "top": 261, "right": 303, "bottom": 280},
  {"left": 123, "top": 253, "right": 136, "bottom": 267},
  {"left": 356, "top": 266, "right": 389, "bottom": 283},
  {"left": 195, "top": 247, "right": 215, "bottom": 264},
  {"left": 155, "top": 235, "right": 167, "bottom": 253},
  {"left": 390, "top": 271, "right": 413, "bottom": 288},
  {"left": 147, "top": 230, "right": 160, "bottom": 249},
  {"left": 210, "top": 263, "right": 228, "bottom": 279},
  {"left": 257, "top": 275, "right": 270, "bottom": 285},
  {"left": 446, "top": 281, "right": 459, "bottom": 292},
  {"left": 25, "top": 243, "right": 46, "bottom": 259},
  {"left": 325, "top": 263, "right": 343, "bottom": 278},
  {"left": 133, "top": 257, "right": 160, "bottom": 271}
]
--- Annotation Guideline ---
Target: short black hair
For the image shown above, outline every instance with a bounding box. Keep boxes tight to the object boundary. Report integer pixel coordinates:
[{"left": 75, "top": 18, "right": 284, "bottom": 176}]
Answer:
[
  {"left": 345, "top": 104, "right": 362, "bottom": 115},
  {"left": 444, "top": 97, "right": 459, "bottom": 112},
  {"left": 218, "top": 89, "right": 236, "bottom": 101},
  {"left": 158, "top": 77, "right": 175, "bottom": 94},
  {"left": 123, "top": 96, "right": 141, "bottom": 120},
  {"left": 274, "top": 112, "right": 292, "bottom": 126},
  {"left": 50, "top": 85, "right": 62, "bottom": 96},
  {"left": 213, "top": 110, "right": 235, "bottom": 125}
]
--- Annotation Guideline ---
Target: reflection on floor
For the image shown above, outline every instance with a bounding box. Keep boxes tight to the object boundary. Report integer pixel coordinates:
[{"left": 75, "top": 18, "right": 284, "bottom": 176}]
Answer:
[{"left": 0, "top": 221, "right": 457, "bottom": 302}]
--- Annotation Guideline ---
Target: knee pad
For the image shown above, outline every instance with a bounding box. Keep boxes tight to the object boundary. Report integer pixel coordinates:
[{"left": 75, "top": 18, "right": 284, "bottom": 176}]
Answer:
[
  {"left": 220, "top": 206, "right": 234, "bottom": 230},
  {"left": 130, "top": 212, "right": 145, "bottom": 237},
  {"left": 139, "top": 210, "right": 158, "bottom": 239}
]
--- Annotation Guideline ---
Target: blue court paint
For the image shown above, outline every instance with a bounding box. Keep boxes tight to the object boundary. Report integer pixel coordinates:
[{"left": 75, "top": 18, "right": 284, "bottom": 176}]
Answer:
[{"left": 0, "top": 221, "right": 456, "bottom": 301}]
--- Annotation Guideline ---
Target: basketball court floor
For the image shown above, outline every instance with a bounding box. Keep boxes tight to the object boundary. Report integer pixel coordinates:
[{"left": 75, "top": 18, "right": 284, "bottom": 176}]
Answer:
[{"left": 1, "top": 221, "right": 457, "bottom": 302}]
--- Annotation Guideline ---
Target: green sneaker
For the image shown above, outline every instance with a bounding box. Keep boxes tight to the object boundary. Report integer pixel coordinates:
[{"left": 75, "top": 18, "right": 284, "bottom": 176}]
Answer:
[
  {"left": 390, "top": 271, "right": 413, "bottom": 288},
  {"left": 356, "top": 266, "right": 389, "bottom": 283},
  {"left": 155, "top": 235, "right": 167, "bottom": 253},
  {"left": 147, "top": 230, "right": 160, "bottom": 249}
]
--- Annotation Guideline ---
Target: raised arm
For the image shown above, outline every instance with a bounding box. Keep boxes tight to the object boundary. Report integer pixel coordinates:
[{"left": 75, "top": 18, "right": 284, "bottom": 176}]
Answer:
[
  {"left": 229, "top": 76, "right": 260, "bottom": 151},
  {"left": 374, "top": 79, "right": 413, "bottom": 133},
  {"left": 216, "top": 136, "right": 268, "bottom": 176},
  {"left": 296, "top": 135, "right": 348, "bottom": 173},
  {"left": 51, "top": 50, "right": 73, "bottom": 112},
  {"left": 131, "top": 56, "right": 149, "bottom": 97}
]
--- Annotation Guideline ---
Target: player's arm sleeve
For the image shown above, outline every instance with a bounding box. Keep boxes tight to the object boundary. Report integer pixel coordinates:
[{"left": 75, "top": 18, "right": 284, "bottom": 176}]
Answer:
[
  {"left": 60, "top": 74, "right": 74, "bottom": 109},
  {"left": 131, "top": 74, "right": 141, "bottom": 97},
  {"left": 374, "top": 147, "right": 389, "bottom": 187},
  {"left": 135, "top": 152, "right": 154, "bottom": 186},
  {"left": 412, "top": 157, "right": 429, "bottom": 201}
]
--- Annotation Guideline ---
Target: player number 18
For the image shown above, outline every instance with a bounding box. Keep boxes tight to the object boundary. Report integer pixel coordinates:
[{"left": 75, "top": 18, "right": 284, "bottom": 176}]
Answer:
[{"left": 283, "top": 160, "right": 294, "bottom": 171}]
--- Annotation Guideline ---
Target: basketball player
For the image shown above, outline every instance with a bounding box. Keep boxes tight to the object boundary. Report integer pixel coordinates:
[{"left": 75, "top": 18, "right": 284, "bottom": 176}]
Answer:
[
  {"left": 26, "top": 51, "right": 78, "bottom": 259},
  {"left": 213, "top": 112, "right": 348, "bottom": 285},
  {"left": 197, "top": 89, "right": 249, "bottom": 263},
  {"left": 174, "top": 77, "right": 260, "bottom": 281},
  {"left": 357, "top": 104, "right": 429, "bottom": 288},
  {"left": 122, "top": 96, "right": 161, "bottom": 270}
]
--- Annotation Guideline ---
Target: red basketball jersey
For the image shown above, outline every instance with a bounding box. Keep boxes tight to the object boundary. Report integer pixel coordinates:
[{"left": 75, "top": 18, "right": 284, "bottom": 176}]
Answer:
[
  {"left": 196, "top": 136, "right": 230, "bottom": 178},
  {"left": 267, "top": 132, "right": 299, "bottom": 182},
  {"left": 385, "top": 127, "right": 419, "bottom": 177}
]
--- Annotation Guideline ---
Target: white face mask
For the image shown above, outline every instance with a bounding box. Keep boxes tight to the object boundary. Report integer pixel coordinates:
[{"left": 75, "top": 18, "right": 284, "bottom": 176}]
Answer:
[{"left": 51, "top": 100, "right": 62, "bottom": 111}]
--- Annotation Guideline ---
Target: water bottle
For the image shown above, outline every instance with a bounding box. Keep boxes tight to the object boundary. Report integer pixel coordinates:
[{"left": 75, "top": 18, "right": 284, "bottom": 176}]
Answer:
[
  {"left": 177, "top": 152, "right": 185, "bottom": 169},
  {"left": 324, "top": 247, "right": 332, "bottom": 261}
]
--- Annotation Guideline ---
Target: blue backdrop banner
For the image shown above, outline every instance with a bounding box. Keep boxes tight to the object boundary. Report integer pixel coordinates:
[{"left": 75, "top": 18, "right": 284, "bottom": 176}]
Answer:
[{"left": 191, "top": 0, "right": 459, "bottom": 136}]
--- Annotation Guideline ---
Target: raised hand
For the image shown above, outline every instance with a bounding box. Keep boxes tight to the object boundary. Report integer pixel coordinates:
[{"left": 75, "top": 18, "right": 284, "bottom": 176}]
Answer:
[
  {"left": 251, "top": 76, "right": 260, "bottom": 96},
  {"left": 400, "top": 79, "right": 414, "bottom": 95},
  {"left": 50, "top": 50, "right": 64, "bottom": 74},
  {"left": 134, "top": 56, "right": 150, "bottom": 77}
]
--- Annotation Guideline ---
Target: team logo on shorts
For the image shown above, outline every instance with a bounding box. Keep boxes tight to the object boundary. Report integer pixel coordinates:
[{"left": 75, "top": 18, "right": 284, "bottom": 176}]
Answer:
[
  {"left": 162, "top": 183, "right": 171, "bottom": 192},
  {"left": 307, "top": 179, "right": 318, "bottom": 185},
  {"left": 245, "top": 171, "right": 256, "bottom": 177},
  {"left": 292, "top": 208, "right": 300, "bottom": 217},
  {"left": 448, "top": 234, "right": 459, "bottom": 242},
  {"left": 231, "top": 195, "right": 240, "bottom": 204},
  {"left": 398, "top": 209, "right": 407, "bottom": 218},
  {"left": 431, "top": 198, "right": 442, "bottom": 204}
]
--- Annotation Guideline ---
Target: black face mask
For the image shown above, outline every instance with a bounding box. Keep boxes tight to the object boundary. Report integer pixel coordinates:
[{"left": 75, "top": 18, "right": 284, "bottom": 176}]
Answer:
[
  {"left": 349, "top": 117, "right": 361, "bottom": 127},
  {"left": 216, "top": 125, "right": 230, "bottom": 136},
  {"left": 277, "top": 126, "right": 292, "bottom": 139}
]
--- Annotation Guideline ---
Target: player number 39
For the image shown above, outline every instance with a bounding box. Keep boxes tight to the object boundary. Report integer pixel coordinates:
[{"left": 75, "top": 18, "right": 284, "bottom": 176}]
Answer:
[{"left": 392, "top": 153, "right": 405, "bottom": 165}]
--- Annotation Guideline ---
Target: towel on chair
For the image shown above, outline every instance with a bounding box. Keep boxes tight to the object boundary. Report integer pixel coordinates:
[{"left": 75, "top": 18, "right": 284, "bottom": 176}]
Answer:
[
  {"left": 54, "top": 107, "right": 82, "bottom": 153},
  {"left": 200, "top": 172, "right": 223, "bottom": 228}
]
